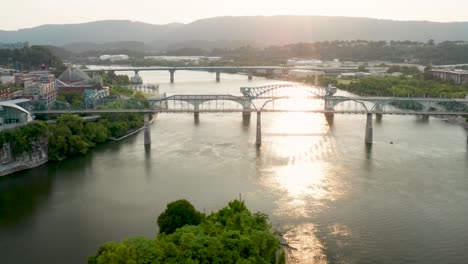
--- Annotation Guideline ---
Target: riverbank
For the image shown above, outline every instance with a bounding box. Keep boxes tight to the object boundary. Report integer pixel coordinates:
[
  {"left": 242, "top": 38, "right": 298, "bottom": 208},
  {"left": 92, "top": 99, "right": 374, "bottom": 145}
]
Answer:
[
  {"left": 0, "top": 118, "right": 148, "bottom": 177},
  {"left": 0, "top": 139, "right": 48, "bottom": 177},
  {"left": 109, "top": 114, "right": 155, "bottom": 141}
]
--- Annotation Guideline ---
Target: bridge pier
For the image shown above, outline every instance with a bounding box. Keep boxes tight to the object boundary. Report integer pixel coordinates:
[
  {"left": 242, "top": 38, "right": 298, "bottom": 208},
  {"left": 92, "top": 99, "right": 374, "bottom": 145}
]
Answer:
[
  {"left": 144, "top": 113, "right": 151, "bottom": 145},
  {"left": 242, "top": 112, "right": 251, "bottom": 126},
  {"left": 248, "top": 71, "right": 253, "bottom": 81},
  {"left": 375, "top": 104, "right": 383, "bottom": 123},
  {"left": 324, "top": 98, "right": 335, "bottom": 125},
  {"left": 256, "top": 112, "right": 262, "bottom": 147},
  {"left": 365, "top": 113, "right": 373, "bottom": 145},
  {"left": 421, "top": 114, "right": 429, "bottom": 122},
  {"left": 216, "top": 71, "right": 221, "bottom": 82},
  {"left": 169, "top": 70, "right": 175, "bottom": 83},
  {"left": 324, "top": 112, "right": 334, "bottom": 126},
  {"left": 194, "top": 105, "right": 200, "bottom": 123},
  {"left": 376, "top": 113, "right": 383, "bottom": 123}
]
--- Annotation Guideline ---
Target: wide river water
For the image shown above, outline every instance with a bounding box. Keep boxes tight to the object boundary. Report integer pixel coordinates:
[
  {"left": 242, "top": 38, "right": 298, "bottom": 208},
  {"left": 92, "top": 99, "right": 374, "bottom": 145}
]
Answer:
[{"left": 1, "top": 70, "right": 468, "bottom": 264}]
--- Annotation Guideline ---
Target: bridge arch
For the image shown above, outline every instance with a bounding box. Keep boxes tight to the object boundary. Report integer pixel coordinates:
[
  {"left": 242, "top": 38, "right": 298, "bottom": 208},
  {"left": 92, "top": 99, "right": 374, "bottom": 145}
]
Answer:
[
  {"left": 149, "top": 95, "right": 253, "bottom": 111},
  {"left": 324, "top": 97, "right": 371, "bottom": 113},
  {"left": 241, "top": 84, "right": 328, "bottom": 99},
  {"left": 369, "top": 98, "right": 427, "bottom": 113}
]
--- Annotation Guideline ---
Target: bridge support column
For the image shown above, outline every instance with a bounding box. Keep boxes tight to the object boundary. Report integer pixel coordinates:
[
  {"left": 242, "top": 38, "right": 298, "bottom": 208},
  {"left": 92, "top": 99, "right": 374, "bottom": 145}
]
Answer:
[
  {"left": 376, "top": 113, "right": 383, "bottom": 123},
  {"left": 421, "top": 114, "right": 429, "bottom": 122},
  {"left": 248, "top": 71, "right": 253, "bottom": 81},
  {"left": 376, "top": 104, "right": 383, "bottom": 123},
  {"left": 324, "top": 112, "right": 334, "bottom": 126},
  {"left": 144, "top": 113, "right": 151, "bottom": 146},
  {"left": 216, "top": 71, "right": 221, "bottom": 82},
  {"left": 256, "top": 112, "right": 262, "bottom": 147},
  {"left": 365, "top": 113, "right": 373, "bottom": 145},
  {"left": 314, "top": 73, "right": 319, "bottom": 86},
  {"left": 242, "top": 111, "right": 251, "bottom": 126},
  {"left": 169, "top": 70, "right": 175, "bottom": 83},
  {"left": 324, "top": 98, "right": 335, "bottom": 125},
  {"left": 194, "top": 105, "right": 200, "bottom": 124}
]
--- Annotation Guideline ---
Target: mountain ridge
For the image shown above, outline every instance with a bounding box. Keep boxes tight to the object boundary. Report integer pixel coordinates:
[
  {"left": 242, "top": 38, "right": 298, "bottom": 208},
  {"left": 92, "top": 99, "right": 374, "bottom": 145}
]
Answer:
[{"left": 2, "top": 16, "right": 468, "bottom": 51}]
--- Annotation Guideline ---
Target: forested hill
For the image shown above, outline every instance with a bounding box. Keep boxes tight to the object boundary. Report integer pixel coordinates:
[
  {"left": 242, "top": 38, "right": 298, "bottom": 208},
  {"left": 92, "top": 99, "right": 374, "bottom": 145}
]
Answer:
[{"left": 1, "top": 16, "right": 468, "bottom": 49}]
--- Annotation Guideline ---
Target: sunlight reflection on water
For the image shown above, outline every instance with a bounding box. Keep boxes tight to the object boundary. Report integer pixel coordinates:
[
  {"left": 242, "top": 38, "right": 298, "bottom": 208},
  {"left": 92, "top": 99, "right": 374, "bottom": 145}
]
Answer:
[
  {"left": 257, "top": 112, "right": 347, "bottom": 263},
  {"left": 283, "top": 224, "right": 328, "bottom": 264}
]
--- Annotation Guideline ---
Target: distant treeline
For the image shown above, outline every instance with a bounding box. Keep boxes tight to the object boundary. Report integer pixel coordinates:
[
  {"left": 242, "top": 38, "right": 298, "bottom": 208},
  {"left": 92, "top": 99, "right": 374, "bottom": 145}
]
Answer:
[
  {"left": 212, "top": 40, "right": 468, "bottom": 65},
  {"left": 0, "top": 46, "right": 66, "bottom": 73},
  {"left": 52, "top": 40, "right": 468, "bottom": 66}
]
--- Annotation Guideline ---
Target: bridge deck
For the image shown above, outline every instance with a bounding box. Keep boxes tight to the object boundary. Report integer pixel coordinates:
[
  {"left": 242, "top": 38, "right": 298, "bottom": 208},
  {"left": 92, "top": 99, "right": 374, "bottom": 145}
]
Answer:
[{"left": 31, "top": 109, "right": 468, "bottom": 116}]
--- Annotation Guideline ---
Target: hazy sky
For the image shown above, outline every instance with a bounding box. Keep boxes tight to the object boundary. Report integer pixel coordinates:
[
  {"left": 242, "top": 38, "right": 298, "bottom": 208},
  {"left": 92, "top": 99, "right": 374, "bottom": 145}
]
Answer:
[{"left": 2, "top": 0, "right": 468, "bottom": 30}]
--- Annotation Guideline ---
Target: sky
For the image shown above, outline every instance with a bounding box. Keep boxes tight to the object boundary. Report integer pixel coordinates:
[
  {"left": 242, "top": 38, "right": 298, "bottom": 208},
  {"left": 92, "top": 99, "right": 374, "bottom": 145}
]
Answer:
[{"left": 2, "top": 0, "right": 468, "bottom": 30}]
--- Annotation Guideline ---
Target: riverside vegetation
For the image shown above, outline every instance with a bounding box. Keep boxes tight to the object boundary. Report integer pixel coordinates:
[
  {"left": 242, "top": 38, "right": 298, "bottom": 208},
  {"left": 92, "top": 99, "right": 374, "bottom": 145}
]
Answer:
[
  {"left": 308, "top": 66, "right": 468, "bottom": 116},
  {"left": 0, "top": 112, "right": 144, "bottom": 162},
  {"left": 88, "top": 199, "right": 285, "bottom": 264},
  {"left": 1, "top": 74, "right": 149, "bottom": 167}
]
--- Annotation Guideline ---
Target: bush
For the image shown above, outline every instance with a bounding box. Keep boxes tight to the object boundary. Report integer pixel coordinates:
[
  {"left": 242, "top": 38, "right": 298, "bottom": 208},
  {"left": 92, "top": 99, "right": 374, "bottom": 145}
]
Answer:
[
  {"left": 89, "top": 200, "right": 283, "bottom": 264},
  {"left": 157, "top": 199, "right": 203, "bottom": 235}
]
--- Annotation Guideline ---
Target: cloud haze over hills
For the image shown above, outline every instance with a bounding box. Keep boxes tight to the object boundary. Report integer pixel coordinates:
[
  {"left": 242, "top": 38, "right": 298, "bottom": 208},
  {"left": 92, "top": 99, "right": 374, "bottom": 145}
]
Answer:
[{"left": 1, "top": 16, "right": 468, "bottom": 51}]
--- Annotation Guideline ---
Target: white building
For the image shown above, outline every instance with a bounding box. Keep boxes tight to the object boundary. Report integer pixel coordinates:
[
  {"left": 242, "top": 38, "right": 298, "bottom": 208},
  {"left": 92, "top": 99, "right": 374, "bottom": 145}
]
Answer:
[
  {"left": 287, "top": 59, "right": 323, "bottom": 66},
  {"left": 99, "top": 55, "right": 130, "bottom": 62}
]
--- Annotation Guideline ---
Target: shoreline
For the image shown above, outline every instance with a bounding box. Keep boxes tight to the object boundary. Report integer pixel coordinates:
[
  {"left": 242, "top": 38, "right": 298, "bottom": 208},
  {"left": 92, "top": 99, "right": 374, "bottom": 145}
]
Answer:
[
  {"left": 1, "top": 115, "right": 155, "bottom": 177},
  {"left": 109, "top": 113, "right": 156, "bottom": 141}
]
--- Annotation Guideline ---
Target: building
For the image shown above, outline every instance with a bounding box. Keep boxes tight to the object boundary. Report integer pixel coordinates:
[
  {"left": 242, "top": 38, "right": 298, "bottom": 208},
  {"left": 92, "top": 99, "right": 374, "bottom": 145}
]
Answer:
[
  {"left": 431, "top": 69, "right": 468, "bottom": 85},
  {"left": 0, "top": 99, "right": 33, "bottom": 131},
  {"left": 0, "top": 76, "right": 15, "bottom": 86},
  {"left": 0, "top": 88, "right": 12, "bottom": 99},
  {"left": 57, "top": 66, "right": 105, "bottom": 93},
  {"left": 23, "top": 80, "right": 57, "bottom": 104},
  {"left": 23, "top": 72, "right": 57, "bottom": 106},
  {"left": 99, "top": 55, "right": 129, "bottom": 62},
  {"left": 287, "top": 59, "right": 323, "bottom": 66}
]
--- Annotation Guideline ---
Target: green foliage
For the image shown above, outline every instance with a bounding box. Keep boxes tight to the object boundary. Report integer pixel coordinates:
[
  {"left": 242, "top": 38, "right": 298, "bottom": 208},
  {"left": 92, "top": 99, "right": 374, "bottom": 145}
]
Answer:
[
  {"left": 1, "top": 112, "right": 145, "bottom": 161},
  {"left": 133, "top": 91, "right": 149, "bottom": 108},
  {"left": 438, "top": 101, "right": 468, "bottom": 112},
  {"left": 386, "top": 65, "right": 422, "bottom": 78},
  {"left": 84, "top": 122, "right": 110, "bottom": 145},
  {"left": 0, "top": 122, "right": 48, "bottom": 158},
  {"left": 389, "top": 101, "right": 424, "bottom": 111},
  {"left": 89, "top": 200, "right": 283, "bottom": 264},
  {"left": 99, "top": 113, "right": 144, "bottom": 138},
  {"left": 101, "top": 72, "right": 131, "bottom": 86},
  {"left": 157, "top": 199, "right": 204, "bottom": 235},
  {"left": 328, "top": 76, "right": 468, "bottom": 98},
  {"left": 58, "top": 91, "right": 83, "bottom": 107},
  {"left": 0, "top": 45, "right": 65, "bottom": 72},
  {"left": 110, "top": 86, "right": 134, "bottom": 97}
]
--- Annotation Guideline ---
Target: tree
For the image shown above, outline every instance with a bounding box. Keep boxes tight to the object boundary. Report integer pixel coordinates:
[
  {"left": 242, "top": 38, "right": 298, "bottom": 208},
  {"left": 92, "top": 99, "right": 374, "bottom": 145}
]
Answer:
[
  {"left": 357, "top": 64, "right": 368, "bottom": 72},
  {"left": 89, "top": 200, "right": 283, "bottom": 263},
  {"left": 157, "top": 199, "right": 203, "bottom": 235}
]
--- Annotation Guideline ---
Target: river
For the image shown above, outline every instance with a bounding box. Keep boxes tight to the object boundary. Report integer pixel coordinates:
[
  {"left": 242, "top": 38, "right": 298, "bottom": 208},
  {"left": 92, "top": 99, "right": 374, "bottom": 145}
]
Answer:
[{"left": 1, "top": 70, "right": 468, "bottom": 264}]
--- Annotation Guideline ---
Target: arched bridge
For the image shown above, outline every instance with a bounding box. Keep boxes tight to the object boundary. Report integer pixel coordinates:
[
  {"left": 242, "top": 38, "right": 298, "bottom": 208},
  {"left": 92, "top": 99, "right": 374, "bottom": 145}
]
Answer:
[
  {"left": 240, "top": 84, "right": 337, "bottom": 99},
  {"left": 30, "top": 83, "right": 468, "bottom": 147}
]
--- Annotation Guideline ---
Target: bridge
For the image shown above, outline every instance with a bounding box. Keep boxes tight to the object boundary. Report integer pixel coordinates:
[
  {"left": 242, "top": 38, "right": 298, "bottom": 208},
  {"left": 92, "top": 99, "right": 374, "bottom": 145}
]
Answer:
[
  {"left": 83, "top": 66, "right": 358, "bottom": 83},
  {"left": 31, "top": 84, "right": 468, "bottom": 147}
]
